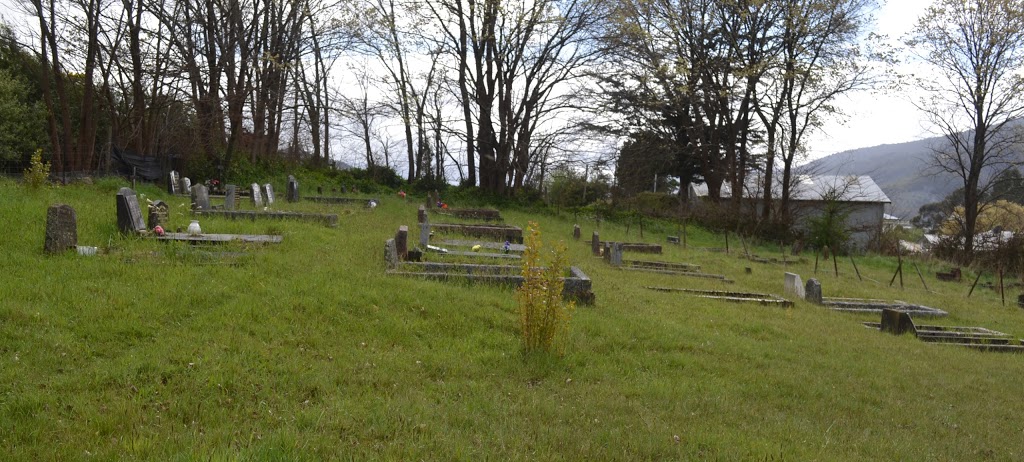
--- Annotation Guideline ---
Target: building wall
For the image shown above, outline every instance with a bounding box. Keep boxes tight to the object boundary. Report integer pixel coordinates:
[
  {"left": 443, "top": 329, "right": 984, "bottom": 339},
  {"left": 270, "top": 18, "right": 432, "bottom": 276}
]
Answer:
[{"left": 790, "top": 201, "right": 885, "bottom": 251}]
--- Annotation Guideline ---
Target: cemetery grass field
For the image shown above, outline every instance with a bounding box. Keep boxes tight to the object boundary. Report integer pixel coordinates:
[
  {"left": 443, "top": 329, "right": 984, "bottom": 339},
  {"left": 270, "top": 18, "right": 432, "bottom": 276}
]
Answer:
[{"left": 3, "top": 178, "right": 1024, "bottom": 460}]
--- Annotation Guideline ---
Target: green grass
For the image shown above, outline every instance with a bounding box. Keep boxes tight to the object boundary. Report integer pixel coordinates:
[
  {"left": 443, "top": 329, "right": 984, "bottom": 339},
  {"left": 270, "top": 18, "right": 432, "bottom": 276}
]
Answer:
[{"left": 2, "top": 178, "right": 1024, "bottom": 460}]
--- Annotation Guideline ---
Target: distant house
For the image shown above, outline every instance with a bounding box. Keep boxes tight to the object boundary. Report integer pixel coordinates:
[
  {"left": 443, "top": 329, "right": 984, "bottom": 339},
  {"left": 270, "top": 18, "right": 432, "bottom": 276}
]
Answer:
[
  {"left": 883, "top": 213, "right": 911, "bottom": 230},
  {"left": 688, "top": 174, "right": 892, "bottom": 250}
]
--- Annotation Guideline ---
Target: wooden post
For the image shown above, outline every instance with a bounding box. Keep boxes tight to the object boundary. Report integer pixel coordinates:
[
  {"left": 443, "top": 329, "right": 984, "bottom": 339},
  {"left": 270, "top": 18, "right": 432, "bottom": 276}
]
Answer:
[
  {"left": 913, "top": 262, "right": 929, "bottom": 292},
  {"left": 682, "top": 219, "right": 687, "bottom": 249},
  {"left": 1000, "top": 266, "right": 1005, "bottom": 306},
  {"left": 814, "top": 249, "right": 820, "bottom": 274},
  {"left": 639, "top": 215, "right": 644, "bottom": 239},
  {"left": 725, "top": 232, "right": 730, "bottom": 254},
  {"left": 833, "top": 252, "right": 839, "bottom": 277},
  {"left": 898, "top": 251, "right": 904, "bottom": 289},
  {"left": 850, "top": 255, "right": 862, "bottom": 281},
  {"left": 889, "top": 260, "right": 902, "bottom": 287},
  {"left": 740, "top": 234, "right": 750, "bottom": 258},
  {"left": 968, "top": 271, "right": 983, "bottom": 297}
]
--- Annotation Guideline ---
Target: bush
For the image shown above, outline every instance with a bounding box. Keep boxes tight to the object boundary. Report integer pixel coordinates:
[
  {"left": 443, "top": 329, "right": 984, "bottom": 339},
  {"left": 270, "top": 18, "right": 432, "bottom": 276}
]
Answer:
[
  {"left": 23, "top": 148, "right": 49, "bottom": 189},
  {"left": 516, "top": 221, "right": 575, "bottom": 356}
]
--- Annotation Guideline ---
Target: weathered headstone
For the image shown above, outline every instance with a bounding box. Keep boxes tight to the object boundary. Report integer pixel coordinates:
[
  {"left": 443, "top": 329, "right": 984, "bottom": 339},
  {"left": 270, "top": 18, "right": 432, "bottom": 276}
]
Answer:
[
  {"left": 317, "top": 186, "right": 323, "bottom": 196},
  {"left": 191, "top": 184, "right": 211, "bottom": 210},
  {"left": 224, "top": 184, "right": 237, "bottom": 211},
  {"left": 384, "top": 238, "right": 399, "bottom": 270},
  {"left": 805, "top": 278, "right": 823, "bottom": 305},
  {"left": 784, "top": 272, "right": 805, "bottom": 299},
  {"left": 116, "top": 187, "right": 147, "bottom": 235},
  {"left": 1018, "top": 293, "right": 1024, "bottom": 309},
  {"left": 420, "top": 222, "right": 431, "bottom": 247},
  {"left": 148, "top": 200, "right": 169, "bottom": 229},
  {"left": 573, "top": 224, "right": 581, "bottom": 241},
  {"left": 167, "top": 170, "right": 179, "bottom": 195},
  {"left": 592, "top": 231, "right": 600, "bottom": 256},
  {"left": 610, "top": 242, "right": 623, "bottom": 267},
  {"left": 418, "top": 205, "right": 427, "bottom": 224},
  {"left": 251, "top": 183, "right": 264, "bottom": 208},
  {"left": 880, "top": 308, "right": 917, "bottom": 336},
  {"left": 180, "top": 177, "right": 192, "bottom": 194},
  {"left": 44, "top": 204, "right": 77, "bottom": 254},
  {"left": 286, "top": 175, "right": 299, "bottom": 202},
  {"left": 263, "top": 183, "right": 275, "bottom": 206},
  {"left": 395, "top": 226, "right": 409, "bottom": 261}
]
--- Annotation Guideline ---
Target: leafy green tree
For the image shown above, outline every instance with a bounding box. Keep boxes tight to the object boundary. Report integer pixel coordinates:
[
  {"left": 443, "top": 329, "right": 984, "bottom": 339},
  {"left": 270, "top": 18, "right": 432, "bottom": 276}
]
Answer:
[{"left": 0, "top": 69, "right": 48, "bottom": 167}]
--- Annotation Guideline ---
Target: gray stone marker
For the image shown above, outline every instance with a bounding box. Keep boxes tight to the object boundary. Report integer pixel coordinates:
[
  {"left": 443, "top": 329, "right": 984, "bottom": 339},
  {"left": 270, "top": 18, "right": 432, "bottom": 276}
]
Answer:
[
  {"left": 396, "top": 226, "right": 409, "bottom": 261},
  {"left": 148, "top": 200, "right": 169, "bottom": 229},
  {"left": 805, "top": 278, "right": 823, "bottom": 305},
  {"left": 251, "top": 183, "right": 263, "bottom": 208},
  {"left": 180, "top": 177, "right": 192, "bottom": 194},
  {"left": 667, "top": 235, "right": 681, "bottom": 244},
  {"left": 880, "top": 308, "right": 916, "bottom": 335},
  {"left": 44, "top": 204, "right": 77, "bottom": 254},
  {"left": 420, "top": 222, "right": 431, "bottom": 247},
  {"left": 224, "top": 184, "right": 237, "bottom": 211},
  {"left": 592, "top": 231, "right": 600, "bottom": 256},
  {"left": 286, "top": 175, "right": 299, "bottom": 202},
  {"left": 573, "top": 224, "right": 581, "bottom": 241},
  {"left": 384, "top": 238, "right": 399, "bottom": 270},
  {"left": 263, "top": 183, "right": 275, "bottom": 206},
  {"left": 191, "top": 184, "right": 210, "bottom": 210},
  {"left": 116, "top": 187, "right": 147, "bottom": 235},
  {"left": 610, "top": 242, "right": 623, "bottom": 267},
  {"left": 784, "top": 272, "right": 805, "bottom": 300},
  {"left": 168, "top": 170, "right": 179, "bottom": 195},
  {"left": 418, "top": 205, "right": 427, "bottom": 224}
]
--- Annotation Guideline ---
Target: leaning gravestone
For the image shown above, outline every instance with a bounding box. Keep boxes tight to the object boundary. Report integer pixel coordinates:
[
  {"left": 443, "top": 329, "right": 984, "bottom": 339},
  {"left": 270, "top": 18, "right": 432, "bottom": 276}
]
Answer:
[
  {"left": 286, "top": 175, "right": 299, "bottom": 202},
  {"left": 784, "top": 272, "right": 805, "bottom": 300},
  {"left": 592, "top": 231, "right": 600, "bottom": 256},
  {"left": 224, "top": 184, "right": 237, "bottom": 211},
  {"left": 251, "top": 183, "right": 263, "bottom": 208},
  {"left": 44, "top": 204, "right": 77, "bottom": 254},
  {"left": 180, "top": 177, "right": 192, "bottom": 194},
  {"left": 167, "top": 171, "right": 179, "bottom": 195},
  {"left": 148, "top": 200, "right": 169, "bottom": 229},
  {"left": 191, "top": 184, "right": 210, "bottom": 210},
  {"left": 263, "top": 183, "right": 275, "bottom": 206},
  {"left": 573, "top": 224, "right": 581, "bottom": 241},
  {"left": 395, "top": 226, "right": 409, "bottom": 261},
  {"left": 805, "top": 278, "right": 823, "bottom": 305},
  {"left": 384, "top": 238, "right": 399, "bottom": 270},
  {"left": 116, "top": 187, "right": 147, "bottom": 235}
]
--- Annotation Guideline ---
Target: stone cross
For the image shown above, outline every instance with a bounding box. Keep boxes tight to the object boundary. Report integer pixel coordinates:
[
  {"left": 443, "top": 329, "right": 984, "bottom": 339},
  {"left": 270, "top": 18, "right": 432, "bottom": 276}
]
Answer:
[
  {"left": 148, "top": 200, "right": 169, "bottom": 229},
  {"left": 573, "top": 224, "right": 581, "bottom": 241},
  {"left": 44, "top": 204, "right": 77, "bottom": 254},
  {"left": 116, "top": 187, "right": 147, "bottom": 235},
  {"left": 395, "top": 226, "right": 409, "bottom": 261},
  {"left": 224, "top": 184, "right": 237, "bottom": 211},
  {"left": 191, "top": 184, "right": 210, "bottom": 211},
  {"left": 784, "top": 272, "right": 805, "bottom": 300},
  {"left": 804, "top": 278, "right": 823, "bottom": 305},
  {"left": 251, "top": 183, "right": 264, "bottom": 208},
  {"left": 263, "top": 183, "right": 275, "bottom": 206},
  {"left": 591, "top": 231, "right": 600, "bottom": 256},
  {"left": 384, "top": 238, "right": 399, "bottom": 270},
  {"left": 287, "top": 175, "right": 299, "bottom": 202}
]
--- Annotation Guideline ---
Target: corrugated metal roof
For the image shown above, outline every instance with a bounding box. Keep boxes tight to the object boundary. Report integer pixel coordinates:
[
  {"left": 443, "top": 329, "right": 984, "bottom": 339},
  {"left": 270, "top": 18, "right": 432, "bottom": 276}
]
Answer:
[{"left": 690, "top": 174, "right": 891, "bottom": 204}]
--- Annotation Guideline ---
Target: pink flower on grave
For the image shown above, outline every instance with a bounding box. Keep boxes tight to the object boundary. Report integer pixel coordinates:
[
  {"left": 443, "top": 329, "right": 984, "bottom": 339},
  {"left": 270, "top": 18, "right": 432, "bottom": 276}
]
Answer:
[{"left": 154, "top": 225, "right": 165, "bottom": 236}]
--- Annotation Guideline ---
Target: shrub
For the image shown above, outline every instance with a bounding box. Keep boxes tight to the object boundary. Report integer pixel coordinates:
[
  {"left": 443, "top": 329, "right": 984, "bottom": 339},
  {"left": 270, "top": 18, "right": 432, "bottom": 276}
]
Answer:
[
  {"left": 23, "top": 148, "right": 49, "bottom": 189},
  {"left": 516, "top": 221, "right": 575, "bottom": 355}
]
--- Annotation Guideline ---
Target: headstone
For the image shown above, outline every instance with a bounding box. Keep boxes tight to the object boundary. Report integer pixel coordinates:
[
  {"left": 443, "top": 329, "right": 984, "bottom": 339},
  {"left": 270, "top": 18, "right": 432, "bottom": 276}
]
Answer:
[
  {"left": 667, "top": 235, "right": 681, "bottom": 244},
  {"left": 384, "top": 238, "right": 398, "bottom": 270},
  {"left": 44, "top": 204, "right": 77, "bottom": 254},
  {"left": 167, "top": 171, "right": 179, "bottom": 195},
  {"left": 148, "top": 200, "right": 169, "bottom": 229},
  {"left": 573, "top": 224, "right": 581, "bottom": 241},
  {"left": 341, "top": 185, "right": 347, "bottom": 194},
  {"left": 263, "top": 183, "right": 275, "bottom": 206},
  {"left": 407, "top": 249, "right": 422, "bottom": 262},
  {"left": 592, "top": 231, "right": 600, "bottom": 256},
  {"left": 610, "top": 242, "right": 623, "bottom": 267},
  {"left": 784, "top": 272, "right": 805, "bottom": 299},
  {"left": 224, "top": 184, "right": 237, "bottom": 211},
  {"left": 1018, "top": 293, "right": 1024, "bottom": 309},
  {"left": 287, "top": 175, "right": 299, "bottom": 202},
  {"left": 317, "top": 186, "right": 323, "bottom": 196},
  {"left": 418, "top": 205, "right": 427, "bottom": 224},
  {"left": 116, "top": 187, "right": 147, "bottom": 235},
  {"left": 191, "top": 184, "right": 210, "bottom": 211},
  {"left": 395, "top": 226, "right": 409, "bottom": 261},
  {"left": 880, "top": 308, "right": 917, "bottom": 336},
  {"left": 180, "top": 177, "right": 192, "bottom": 194},
  {"left": 805, "top": 278, "right": 823, "bottom": 305},
  {"left": 419, "top": 222, "right": 430, "bottom": 247},
  {"left": 251, "top": 183, "right": 264, "bottom": 208}
]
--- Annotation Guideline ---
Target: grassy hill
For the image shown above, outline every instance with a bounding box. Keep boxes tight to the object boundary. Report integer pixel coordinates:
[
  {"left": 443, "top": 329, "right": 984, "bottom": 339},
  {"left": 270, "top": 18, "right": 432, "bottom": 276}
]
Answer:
[{"left": 2, "top": 178, "right": 1024, "bottom": 460}]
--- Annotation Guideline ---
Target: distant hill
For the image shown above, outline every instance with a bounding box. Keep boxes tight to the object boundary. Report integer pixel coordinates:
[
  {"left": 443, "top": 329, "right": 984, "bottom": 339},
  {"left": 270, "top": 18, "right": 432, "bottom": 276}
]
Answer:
[{"left": 804, "top": 137, "right": 958, "bottom": 218}]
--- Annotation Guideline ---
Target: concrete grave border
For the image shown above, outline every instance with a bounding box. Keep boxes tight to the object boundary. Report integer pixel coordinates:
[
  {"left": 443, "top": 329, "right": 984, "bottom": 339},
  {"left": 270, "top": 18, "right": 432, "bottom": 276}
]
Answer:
[{"left": 646, "top": 286, "right": 793, "bottom": 307}]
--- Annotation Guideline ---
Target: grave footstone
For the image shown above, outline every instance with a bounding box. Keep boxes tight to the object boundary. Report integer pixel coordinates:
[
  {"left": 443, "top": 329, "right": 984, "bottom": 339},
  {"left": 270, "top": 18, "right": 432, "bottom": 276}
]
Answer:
[
  {"left": 784, "top": 272, "right": 805, "bottom": 299},
  {"left": 224, "top": 184, "right": 237, "bottom": 211},
  {"left": 610, "top": 243, "right": 623, "bottom": 267},
  {"left": 418, "top": 205, "right": 427, "bottom": 224},
  {"left": 251, "top": 183, "right": 264, "bottom": 208},
  {"left": 180, "top": 177, "right": 192, "bottom": 194},
  {"left": 263, "top": 183, "right": 275, "bottom": 206},
  {"left": 44, "top": 204, "right": 77, "bottom": 254},
  {"left": 168, "top": 171, "right": 179, "bottom": 195},
  {"left": 287, "top": 175, "right": 299, "bottom": 202},
  {"left": 191, "top": 184, "right": 210, "bottom": 210},
  {"left": 805, "top": 278, "right": 823, "bottom": 305},
  {"left": 148, "top": 200, "right": 169, "bottom": 229},
  {"left": 592, "top": 231, "right": 600, "bottom": 256},
  {"left": 116, "top": 187, "right": 147, "bottom": 235},
  {"left": 573, "top": 224, "right": 581, "bottom": 241},
  {"left": 396, "top": 226, "right": 409, "bottom": 261},
  {"left": 384, "top": 238, "right": 399, "bottom": 270},
  {"left": 419, "top": 222, "right": 431, "bottom": 247}
]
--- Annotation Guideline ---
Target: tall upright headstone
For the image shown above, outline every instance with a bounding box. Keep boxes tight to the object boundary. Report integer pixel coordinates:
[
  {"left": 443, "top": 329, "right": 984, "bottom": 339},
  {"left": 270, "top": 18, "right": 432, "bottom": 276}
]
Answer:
[
  {"left": 191, "top": 184, "right": 210, "bottom": 210},
  {"left": 384, "top": 238, "right": 399, "bottom": 270},
  {"left": 44, "top": 204, "right": 77, "bottom": 254},
  {"left": 251, "top": 183, "right": 264, "bottom": 208},
  {"left": 610, "top": 243, "right": 623, "bottom": 267},
  {"left": 591, "top": 231, "right": 600, "bottom": 256},
  {"left": 419, "top": 222, "right": 430, "bottom": 247},
  {"left": 180, "top": 177, "right": 192, "bottom": 194},
  {"left": 224, "top": 184, "right": 237, "bottom": 211},
  {"left": 573, "top": 224, "right": 581, "bottom": 241},
  {"left": 784, "top": 272, "right": 805, "bottom": 300},
  {"left": 148, "top": 200, "right": 169, "bottom": 229},
  {"left": 286, "top": 175, "right": 300, "bottom": 202},
  {"left": 167, "top": 171, "right": 179, "bottom": 195},
  {"left": 395, "top": 226, "right": 409, "bottom": 261},
  {"left": 116, "top": 188, "right": 147, "bottom": 235},
  {"left": 418, "top": 205, "right": 427, "bottom": 224},
  {"left": 263, "top": 183, "right": 275, "bottom": 206}
]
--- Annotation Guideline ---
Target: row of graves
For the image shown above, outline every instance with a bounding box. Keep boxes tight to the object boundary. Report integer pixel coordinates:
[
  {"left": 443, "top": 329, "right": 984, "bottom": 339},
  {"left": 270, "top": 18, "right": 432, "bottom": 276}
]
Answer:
[{"left": 383, "top": 204, "right": 594, "bottom": 304}]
